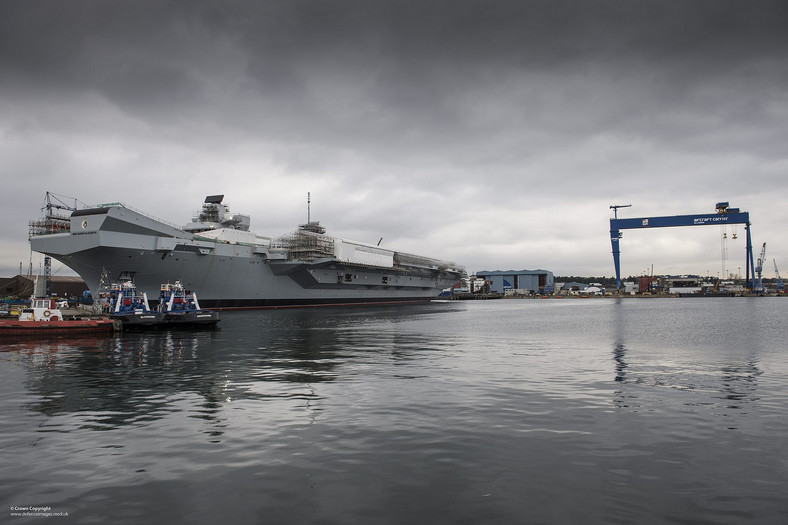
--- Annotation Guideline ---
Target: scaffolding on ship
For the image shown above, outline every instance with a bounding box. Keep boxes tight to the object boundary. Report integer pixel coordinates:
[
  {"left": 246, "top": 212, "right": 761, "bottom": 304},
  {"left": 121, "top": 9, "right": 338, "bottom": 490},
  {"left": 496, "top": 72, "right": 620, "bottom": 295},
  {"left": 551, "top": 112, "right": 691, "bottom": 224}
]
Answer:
[
  {"left": 271, "top": 225, "right": 335, "bottom": 262},
  {"left": 28, "top": 192, "right": 79, "bottom": 237}
]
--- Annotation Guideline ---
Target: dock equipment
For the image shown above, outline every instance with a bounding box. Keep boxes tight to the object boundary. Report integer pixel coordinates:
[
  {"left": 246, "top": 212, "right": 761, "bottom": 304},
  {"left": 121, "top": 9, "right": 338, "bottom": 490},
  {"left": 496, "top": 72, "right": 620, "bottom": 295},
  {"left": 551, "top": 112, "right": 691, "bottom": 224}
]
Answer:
[
  {"left": 754, "top": 243, "right": 767, "bottom": 293},
  {"left": 775, "top": 259, "right": 785, "bottom": 292},
  {"left": 609, "top": 202, "right": 755, "bottom": 291}
]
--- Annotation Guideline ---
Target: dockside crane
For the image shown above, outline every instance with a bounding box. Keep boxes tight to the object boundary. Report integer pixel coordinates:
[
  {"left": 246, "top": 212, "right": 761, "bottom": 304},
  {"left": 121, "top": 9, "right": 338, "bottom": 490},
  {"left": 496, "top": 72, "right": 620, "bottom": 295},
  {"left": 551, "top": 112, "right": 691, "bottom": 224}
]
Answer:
[
  {"left": 775, "top": 259, "right": 785, "bottom": 293},
  {"left": 609, "top": 202, "right": 756, "bottom": 291},
  {"left": 755, "top": 242, "right": 766, "bottom": 293}
]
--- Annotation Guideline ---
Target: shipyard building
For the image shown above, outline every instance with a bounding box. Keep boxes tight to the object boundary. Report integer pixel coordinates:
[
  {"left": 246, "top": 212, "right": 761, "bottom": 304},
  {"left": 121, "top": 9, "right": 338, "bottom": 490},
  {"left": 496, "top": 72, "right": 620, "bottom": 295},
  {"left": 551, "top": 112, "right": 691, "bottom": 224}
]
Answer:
[
  {"left": 476, "top": 269, "right": 555, "bottom": 295},
  {"left": 0, "top": 274, "right": 88, "bottom": 299}
]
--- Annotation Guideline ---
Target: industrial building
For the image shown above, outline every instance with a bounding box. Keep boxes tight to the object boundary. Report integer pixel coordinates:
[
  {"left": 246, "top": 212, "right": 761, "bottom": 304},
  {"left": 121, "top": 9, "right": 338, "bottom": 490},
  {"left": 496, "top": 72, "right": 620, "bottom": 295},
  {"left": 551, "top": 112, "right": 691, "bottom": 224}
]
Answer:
[
  {"left": 476, "top": 269, "right": 555, "bottom": 295},
  {"left": 0, "top": 274, "right": 88, "bottom": 299},
  {"left": 560, "top": 282, "right": 588, "bottom": 294}
]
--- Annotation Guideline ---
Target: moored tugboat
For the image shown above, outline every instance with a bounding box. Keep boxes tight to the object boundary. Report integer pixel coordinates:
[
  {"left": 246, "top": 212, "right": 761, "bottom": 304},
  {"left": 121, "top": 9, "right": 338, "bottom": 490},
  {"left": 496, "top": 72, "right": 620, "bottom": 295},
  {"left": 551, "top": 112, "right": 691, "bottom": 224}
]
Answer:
[
  {"left": 106, "top": 281, "right": 165, "bottom": 328},
  {"left": 158, "top": 281, "right": 221, "bottom": 327},
  {"left": 0, "top": 297, "right": 117, "bottom": 336}
]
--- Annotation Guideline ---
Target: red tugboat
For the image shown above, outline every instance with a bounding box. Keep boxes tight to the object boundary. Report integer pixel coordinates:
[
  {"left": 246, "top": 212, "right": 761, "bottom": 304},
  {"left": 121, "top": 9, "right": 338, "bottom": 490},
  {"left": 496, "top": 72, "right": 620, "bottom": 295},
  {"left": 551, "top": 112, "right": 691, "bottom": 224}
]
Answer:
[{"left": 0, "top": 297, "right": 118, "bottom": 336}]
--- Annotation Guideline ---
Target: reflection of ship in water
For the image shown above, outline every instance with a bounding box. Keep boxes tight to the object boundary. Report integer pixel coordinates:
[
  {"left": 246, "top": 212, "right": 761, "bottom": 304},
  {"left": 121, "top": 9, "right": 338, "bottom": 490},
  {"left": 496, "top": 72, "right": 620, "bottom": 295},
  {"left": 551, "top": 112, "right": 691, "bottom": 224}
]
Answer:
[
  {"left": 16, "top": 332, "right": 223, "bottom": 433},
  {"left": 14, "top": 303, "right": 460, "bottom": 439},
  {"left": 12, "top": 309, "right": 370, "bottom": 437},
  {"left": 611, "top": 341, "right": 762, "bottom": 416}
]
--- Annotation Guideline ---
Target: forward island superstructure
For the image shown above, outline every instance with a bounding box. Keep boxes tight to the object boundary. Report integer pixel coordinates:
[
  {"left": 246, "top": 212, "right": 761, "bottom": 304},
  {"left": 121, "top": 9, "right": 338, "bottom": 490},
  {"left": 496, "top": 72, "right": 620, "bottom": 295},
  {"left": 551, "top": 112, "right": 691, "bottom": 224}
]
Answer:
[{"left": 29, "top": 194, "right": 464, "bottom": 308}]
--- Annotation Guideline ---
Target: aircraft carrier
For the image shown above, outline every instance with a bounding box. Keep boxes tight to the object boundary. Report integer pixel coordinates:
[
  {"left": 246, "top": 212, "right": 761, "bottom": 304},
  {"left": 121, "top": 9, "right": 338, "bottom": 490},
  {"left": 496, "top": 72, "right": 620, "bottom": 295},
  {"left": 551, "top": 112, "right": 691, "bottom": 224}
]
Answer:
[{"left": 29, "top": 194, "right": 465, "bottom": 308}]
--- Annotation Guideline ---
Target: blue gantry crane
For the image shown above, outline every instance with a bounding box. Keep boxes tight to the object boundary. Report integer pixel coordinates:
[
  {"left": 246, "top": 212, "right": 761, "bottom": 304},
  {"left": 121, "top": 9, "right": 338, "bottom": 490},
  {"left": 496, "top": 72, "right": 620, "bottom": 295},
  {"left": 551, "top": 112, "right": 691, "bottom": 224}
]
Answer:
[{"left": 609, "top": 202, "right": 755, "bottom": 291}]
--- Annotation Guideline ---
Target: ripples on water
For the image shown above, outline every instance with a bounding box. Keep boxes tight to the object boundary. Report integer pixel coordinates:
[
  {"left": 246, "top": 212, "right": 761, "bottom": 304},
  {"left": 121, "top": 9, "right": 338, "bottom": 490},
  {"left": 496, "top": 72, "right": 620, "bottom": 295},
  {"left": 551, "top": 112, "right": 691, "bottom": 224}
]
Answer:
[{"left": 1, "top": 298, "right": 787, "bottom": 524}]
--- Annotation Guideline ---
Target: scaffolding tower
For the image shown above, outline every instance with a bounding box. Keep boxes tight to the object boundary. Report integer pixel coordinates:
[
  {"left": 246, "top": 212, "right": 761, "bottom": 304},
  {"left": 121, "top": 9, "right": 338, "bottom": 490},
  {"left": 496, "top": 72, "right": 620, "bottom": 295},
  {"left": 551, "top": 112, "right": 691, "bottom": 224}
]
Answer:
[
  {"left": 28, "top": 192, "right": 78, "bottom": 237},
  {"left": 271, "top": 227, "right": 335, "bottom": 262}
]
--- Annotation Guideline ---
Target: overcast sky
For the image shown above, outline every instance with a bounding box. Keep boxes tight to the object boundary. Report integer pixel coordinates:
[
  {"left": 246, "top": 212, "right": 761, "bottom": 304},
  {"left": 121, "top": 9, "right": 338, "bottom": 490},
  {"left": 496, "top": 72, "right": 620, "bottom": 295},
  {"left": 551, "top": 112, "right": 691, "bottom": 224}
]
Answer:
[{"left": 2, "top": 0, "right": 787, "bottom": 281}]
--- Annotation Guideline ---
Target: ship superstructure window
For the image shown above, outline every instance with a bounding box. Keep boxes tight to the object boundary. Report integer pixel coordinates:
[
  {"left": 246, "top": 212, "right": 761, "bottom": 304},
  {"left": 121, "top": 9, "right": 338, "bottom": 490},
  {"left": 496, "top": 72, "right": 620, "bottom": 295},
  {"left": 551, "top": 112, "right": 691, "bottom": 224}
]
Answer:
[
  {"left": 344, "top": 273, "right": 353, "bottom": 282},
  {"left": 382, "top": 276, "right": 388, "bottom": 284}
]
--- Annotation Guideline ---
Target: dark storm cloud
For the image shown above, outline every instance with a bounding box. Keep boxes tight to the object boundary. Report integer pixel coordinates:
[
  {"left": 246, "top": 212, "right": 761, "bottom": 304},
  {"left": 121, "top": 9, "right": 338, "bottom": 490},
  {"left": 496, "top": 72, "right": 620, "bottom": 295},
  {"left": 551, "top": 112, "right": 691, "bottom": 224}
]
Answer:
[{"left": 4, "top": 0, "right": 786, "bottom": 141}]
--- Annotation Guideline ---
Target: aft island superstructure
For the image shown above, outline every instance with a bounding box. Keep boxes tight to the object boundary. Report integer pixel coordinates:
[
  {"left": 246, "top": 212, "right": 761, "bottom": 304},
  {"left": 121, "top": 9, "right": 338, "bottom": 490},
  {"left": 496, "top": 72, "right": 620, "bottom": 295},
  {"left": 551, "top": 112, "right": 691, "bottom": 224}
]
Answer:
[{"left": 29, "top": 194, "right": 464, "bottom": 308}]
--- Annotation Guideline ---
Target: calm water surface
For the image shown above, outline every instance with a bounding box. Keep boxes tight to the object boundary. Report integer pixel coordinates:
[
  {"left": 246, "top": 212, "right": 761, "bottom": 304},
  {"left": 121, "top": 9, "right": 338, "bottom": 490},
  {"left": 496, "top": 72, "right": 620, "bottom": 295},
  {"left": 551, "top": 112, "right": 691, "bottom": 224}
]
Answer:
[{"left": 2, "top": 298, "right": 787, "bottom": 524}]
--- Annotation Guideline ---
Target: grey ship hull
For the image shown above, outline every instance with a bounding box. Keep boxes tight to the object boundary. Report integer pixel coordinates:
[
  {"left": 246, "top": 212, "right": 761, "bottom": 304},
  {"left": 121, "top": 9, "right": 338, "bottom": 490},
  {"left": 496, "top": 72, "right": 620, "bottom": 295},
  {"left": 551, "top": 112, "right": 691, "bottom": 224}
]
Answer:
[{"left": 30, "top": 205, "right": 463, "bottom": 308}]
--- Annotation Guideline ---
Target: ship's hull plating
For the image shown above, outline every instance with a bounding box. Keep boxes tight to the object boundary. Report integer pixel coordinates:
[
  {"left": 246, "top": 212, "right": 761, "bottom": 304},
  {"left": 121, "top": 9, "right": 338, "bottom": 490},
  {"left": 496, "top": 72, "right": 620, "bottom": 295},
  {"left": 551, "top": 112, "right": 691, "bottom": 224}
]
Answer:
[
  {"left": 30, "top": 206, "right": 462, "bottom": 309},
  {"left": 110, "top": 312, "right": 166, "bottom": 327},
  {"left": 0, "top": 318, "right": 117, "bottom": 336},
  {"left": 164, "top": 311, "right": 221, "bottom": 326}
]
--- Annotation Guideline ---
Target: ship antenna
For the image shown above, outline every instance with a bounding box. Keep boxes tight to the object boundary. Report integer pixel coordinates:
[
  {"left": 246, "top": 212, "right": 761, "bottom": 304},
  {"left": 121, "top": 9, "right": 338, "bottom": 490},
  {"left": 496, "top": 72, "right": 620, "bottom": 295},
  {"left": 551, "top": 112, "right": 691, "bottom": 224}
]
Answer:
[{"left": 307, "top": 192, "right": 311, "bottom": 224}]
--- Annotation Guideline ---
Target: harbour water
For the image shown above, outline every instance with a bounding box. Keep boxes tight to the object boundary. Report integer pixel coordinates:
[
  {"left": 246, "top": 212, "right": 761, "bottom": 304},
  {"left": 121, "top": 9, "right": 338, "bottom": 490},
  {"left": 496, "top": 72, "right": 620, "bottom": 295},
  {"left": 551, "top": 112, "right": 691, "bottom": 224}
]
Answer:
[{"left": 2, "top": 298, "right": 787, "bottom": 524}]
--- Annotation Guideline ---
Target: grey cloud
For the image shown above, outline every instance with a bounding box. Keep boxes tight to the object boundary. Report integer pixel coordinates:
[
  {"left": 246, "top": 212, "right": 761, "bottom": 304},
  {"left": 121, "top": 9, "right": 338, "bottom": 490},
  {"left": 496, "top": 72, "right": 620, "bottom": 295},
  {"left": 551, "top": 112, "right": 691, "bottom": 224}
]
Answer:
[{"left": 1, "top": 0, "right": 787, "bottom": 276}]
